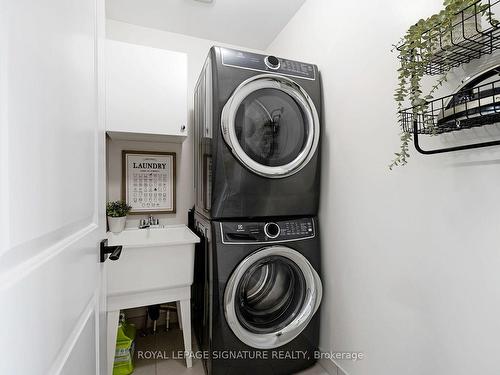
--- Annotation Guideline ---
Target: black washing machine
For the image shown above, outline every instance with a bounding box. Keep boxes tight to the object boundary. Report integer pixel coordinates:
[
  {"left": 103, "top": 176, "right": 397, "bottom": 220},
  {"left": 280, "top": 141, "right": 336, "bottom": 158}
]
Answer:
[
  {"left": 193, "top": 213, "right": 322, "bottom": 375},
  {"left": 194, "top": 47, "right": 322, "bottom": 220}
]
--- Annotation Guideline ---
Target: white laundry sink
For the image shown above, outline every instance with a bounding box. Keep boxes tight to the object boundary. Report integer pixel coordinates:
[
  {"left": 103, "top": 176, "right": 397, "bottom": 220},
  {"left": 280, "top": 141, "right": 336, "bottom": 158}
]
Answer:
[
  {"left": 106, "top": 225, "right": 200, "bottom": 296},
  {"left": 105, "top": 225, "right": 200, "bottom": 374}
]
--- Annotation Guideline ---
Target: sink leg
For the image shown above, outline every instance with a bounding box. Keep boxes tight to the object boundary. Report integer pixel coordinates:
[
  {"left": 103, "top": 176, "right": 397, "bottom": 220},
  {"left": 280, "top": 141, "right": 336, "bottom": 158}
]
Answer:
[
  {"left": 179, "top": 299, "right": 192, "bottom": 368},
  {"left": 176, "top": 300, "right": 183, "bottom": 330},
  {"left": 142, "top": 311, "right": 149, "bottom": 336},
  {"left": 107, "top": 310, "right": 120, "bottom": 375}
]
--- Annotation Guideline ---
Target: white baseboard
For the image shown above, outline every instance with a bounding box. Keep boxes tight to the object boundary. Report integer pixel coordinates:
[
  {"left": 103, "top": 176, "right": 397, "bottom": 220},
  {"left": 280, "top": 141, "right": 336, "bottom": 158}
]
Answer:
[
  {"left": 319, "top": 357, "right": 337, "bottom": 374},
  {"left": 334, "top": 360, "right": 349, "bottom": 375},
  {"left": 318, "top": 348, "right": 349, "bottom": 375}
]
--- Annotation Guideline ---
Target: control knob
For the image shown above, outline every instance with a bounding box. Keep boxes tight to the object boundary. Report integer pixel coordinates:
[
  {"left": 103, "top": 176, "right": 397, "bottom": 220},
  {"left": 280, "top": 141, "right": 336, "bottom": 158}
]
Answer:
[
  {"left": 264, "top": 222, "right": 280, "bottom": 239},
  {"left": 264, "top": 55, "right": 280, "bottom": 70}
]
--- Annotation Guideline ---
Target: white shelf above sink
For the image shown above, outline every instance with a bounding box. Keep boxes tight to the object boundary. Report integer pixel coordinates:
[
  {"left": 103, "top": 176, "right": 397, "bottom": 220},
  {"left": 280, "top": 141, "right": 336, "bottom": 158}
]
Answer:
[{"left": 106, "top": 130, "right": 187, "bottom": 144}]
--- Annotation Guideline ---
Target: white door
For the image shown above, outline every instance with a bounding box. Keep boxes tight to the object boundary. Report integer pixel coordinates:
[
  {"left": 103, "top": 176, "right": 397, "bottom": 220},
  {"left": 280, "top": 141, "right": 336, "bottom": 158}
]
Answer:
[{"left": 0, "top": 0, "right": 107, "bottom": 374}]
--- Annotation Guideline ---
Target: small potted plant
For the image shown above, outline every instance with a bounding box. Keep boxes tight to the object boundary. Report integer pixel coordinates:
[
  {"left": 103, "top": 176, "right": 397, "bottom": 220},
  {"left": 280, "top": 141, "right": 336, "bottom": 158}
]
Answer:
[{"left": 106, "top": 201, "right": 132, "bottom": 233}]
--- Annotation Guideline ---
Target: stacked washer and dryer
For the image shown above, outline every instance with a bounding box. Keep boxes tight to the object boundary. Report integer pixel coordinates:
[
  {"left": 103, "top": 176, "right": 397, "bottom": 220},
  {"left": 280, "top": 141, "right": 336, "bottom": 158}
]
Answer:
[{"left": 192, "top": 47, "right": 323, "bottom": 375}]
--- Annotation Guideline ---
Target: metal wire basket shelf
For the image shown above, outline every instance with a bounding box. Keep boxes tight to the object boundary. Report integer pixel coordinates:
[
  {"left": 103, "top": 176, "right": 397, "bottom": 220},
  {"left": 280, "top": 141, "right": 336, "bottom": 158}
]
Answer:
[
  {"left": 399, "top": 75, "right": 500, "bottom": 153},
  {"left": 400, "top": 77, "right": 500, "bottom": 134},
  {"left": 397, "top": 0, "right": 500, "bottom": 75}
]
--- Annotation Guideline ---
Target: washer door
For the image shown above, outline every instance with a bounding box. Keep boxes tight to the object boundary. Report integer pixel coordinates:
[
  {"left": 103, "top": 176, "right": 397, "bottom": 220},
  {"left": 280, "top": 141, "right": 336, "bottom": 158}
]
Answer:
[
  {"left": 221, "top": 74, "right": 320, "bottom": 178},
  {"left": 224, "top": 246, "right": 322, "bottom": 349}
]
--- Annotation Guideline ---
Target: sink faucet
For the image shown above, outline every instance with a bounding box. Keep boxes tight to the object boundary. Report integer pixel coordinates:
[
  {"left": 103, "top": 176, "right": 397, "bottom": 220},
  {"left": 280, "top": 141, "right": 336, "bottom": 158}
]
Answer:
[{"left": 139, "top": 215, "right": 159, "bottom": 229}]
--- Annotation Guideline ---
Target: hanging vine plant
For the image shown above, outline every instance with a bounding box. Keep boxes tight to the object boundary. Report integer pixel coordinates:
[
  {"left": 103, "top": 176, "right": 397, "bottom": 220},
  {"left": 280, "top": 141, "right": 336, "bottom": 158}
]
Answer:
[{"left": 390, "top": 0, "right": 496, "bottom": 169}]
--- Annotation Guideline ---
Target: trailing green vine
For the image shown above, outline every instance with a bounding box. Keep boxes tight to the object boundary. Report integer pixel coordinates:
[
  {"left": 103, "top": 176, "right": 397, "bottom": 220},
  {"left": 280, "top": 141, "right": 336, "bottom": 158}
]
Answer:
[{"left": 390, "top": 0, "right": 496, "bottom": 169}]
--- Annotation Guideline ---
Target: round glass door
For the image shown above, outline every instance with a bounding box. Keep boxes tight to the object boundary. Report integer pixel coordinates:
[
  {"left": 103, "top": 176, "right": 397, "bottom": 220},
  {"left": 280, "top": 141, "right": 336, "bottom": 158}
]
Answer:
[
  {"left": 221, "top": 75, "right": 320, "bottom": 178},
  {"left": 224, "top": 246, "right": 322, "bottom": 349},
  {"left": 236, "top": 255, "right": 306, "bottom": 334},
  {"left": 234, "top": 89, "right": 307, "bottom": 167}
]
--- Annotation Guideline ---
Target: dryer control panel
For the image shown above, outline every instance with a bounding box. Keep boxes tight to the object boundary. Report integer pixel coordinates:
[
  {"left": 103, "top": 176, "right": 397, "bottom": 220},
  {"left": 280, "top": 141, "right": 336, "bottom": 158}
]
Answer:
[
  {"left": 221, "top": 47, "right": 316, "bottom": 80},
  {"left": 220, "top": 217, "right": 315, "bottom": 244}
]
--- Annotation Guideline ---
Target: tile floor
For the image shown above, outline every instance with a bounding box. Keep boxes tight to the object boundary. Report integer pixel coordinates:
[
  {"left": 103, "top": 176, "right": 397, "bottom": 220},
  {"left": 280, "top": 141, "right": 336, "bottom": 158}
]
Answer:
[{"left": 131, "top": 326, "right": 330, "bottom": 375}]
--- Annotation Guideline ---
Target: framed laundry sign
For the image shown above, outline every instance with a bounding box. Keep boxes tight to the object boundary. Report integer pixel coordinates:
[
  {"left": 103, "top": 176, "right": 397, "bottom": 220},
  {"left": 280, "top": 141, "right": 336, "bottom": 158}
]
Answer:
[{"left": 122, "top": 151, "right": 176, "bottom": 214}]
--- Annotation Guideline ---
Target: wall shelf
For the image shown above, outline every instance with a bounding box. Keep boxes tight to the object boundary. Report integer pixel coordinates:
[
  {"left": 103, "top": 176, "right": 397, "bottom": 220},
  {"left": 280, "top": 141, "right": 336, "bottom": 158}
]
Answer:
[
  {"left": 106, "top": 131, "right": 187, "bottom": 144},
  {"left": 397, "top": 0, "right": 500, "bottom": 75},
  {"left": 396, "top": 0, "right": 500, "bottom": 154},
  {"left": 400, "top": 75, "right": 500, "bottom": 154}
]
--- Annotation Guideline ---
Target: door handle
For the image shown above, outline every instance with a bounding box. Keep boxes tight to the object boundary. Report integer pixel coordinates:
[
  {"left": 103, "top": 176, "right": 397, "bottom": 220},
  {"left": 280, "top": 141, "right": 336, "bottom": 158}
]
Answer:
[{"left": 100, "top": 239, "right": 122, "bottom": 263}]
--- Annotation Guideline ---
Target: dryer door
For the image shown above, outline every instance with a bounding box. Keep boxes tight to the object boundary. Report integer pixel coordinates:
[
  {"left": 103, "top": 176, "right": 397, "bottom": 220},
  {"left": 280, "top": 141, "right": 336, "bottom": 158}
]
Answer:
[
  {"left": 221, "top": 74, "right": 320, "bottom": 178},
  {"left": 224, "top": 246, "right": 322, "bottom": 349}
]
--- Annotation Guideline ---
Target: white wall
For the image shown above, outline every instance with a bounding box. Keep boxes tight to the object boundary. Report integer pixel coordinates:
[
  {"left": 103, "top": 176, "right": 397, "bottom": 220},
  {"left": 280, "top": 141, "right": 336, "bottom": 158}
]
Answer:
[
  {"left": 268, "top": 1, "right": 500, "bottom": 375},
  {"left": 105, "top": 20, "right": 262, "bottom": 226}
]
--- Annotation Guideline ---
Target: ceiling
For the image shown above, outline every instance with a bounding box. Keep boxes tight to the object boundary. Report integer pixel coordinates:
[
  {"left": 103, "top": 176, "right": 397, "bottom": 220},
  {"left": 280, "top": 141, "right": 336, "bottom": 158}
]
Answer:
[{"left": 105, "top": 0, "right": 306, "bottom": 50}]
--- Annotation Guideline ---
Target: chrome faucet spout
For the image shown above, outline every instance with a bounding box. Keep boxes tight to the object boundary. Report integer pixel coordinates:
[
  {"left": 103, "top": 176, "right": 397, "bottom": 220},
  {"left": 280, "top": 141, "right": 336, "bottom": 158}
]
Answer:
[{"left": 139, "top": 216, "right": 159, "bottom": 229}]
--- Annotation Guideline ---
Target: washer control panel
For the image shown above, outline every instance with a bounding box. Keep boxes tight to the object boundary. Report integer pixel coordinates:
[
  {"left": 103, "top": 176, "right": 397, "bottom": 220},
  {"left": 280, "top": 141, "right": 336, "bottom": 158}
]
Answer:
[
  {"left": 221, "top": 47, "right": 316, "bottom": 80},
  {"left": 221, "top": 218, "right": 315, "bottom": 243}
]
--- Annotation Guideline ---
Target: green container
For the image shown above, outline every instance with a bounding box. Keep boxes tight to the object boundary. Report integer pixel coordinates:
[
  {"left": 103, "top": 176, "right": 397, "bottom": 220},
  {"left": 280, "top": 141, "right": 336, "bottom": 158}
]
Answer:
[{"left": 113, "top": 319, "right": 137, "bottom": 375}]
